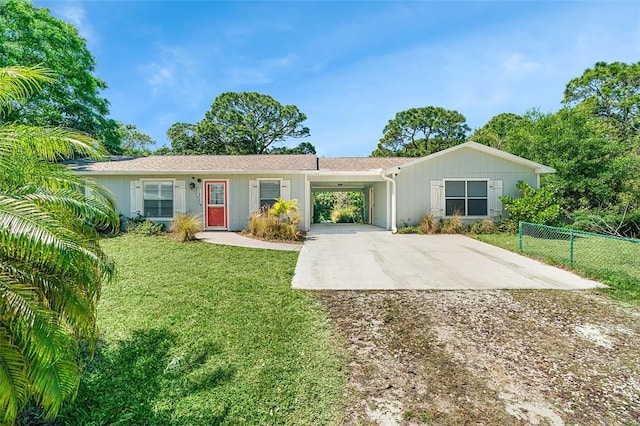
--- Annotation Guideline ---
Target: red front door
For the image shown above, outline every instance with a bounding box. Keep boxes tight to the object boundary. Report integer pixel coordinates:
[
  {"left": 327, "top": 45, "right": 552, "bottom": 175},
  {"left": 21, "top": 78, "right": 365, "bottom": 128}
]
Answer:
[{"left": 205, "top": 181, "right": 227, "bottom": 229}]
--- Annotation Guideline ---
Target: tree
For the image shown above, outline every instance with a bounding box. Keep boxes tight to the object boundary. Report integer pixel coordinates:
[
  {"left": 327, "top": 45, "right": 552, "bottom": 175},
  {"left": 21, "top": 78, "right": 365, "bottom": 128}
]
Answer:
[
  {"left": 0, "top": 66, "right": 118, "bottom": 423},
  {"left": 268, "top": 141, "right": 316, "bottom": 154},
  {"left": 563, "top": 61, "right": 640, "bottom": 138},
  {"left": 193, "top": 92, "right": 310, "bottom": 154},
  {"left": 0, "top": 0, "right": 121, "bottom": 153},
  {"left": 372, "top": 106, "right": 470, "bottom": 157},
  {"left": 469, "top": 113, "right": 522, "bottom": 149},
  {"left": 166, "top": 122, "right": 210, "bottom": 155},
  {"left": 118, "top": 123, "right": 155, "bottom": 155},
  {"left": 504, "top": 108, "right": 633, "bottom": 210}
]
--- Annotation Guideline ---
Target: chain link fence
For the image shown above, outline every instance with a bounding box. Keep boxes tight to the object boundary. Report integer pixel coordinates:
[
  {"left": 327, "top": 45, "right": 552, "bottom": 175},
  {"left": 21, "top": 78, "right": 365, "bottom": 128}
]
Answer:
[{"left": 518, "top": 222, "right": 640, "bottom": 285}]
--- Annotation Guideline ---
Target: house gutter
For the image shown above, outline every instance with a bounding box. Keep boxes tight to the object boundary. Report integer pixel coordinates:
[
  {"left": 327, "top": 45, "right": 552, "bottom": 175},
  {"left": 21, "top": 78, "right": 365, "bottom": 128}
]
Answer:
[{"left": 380, "top": 171, "right": 398, "bottom": 233}]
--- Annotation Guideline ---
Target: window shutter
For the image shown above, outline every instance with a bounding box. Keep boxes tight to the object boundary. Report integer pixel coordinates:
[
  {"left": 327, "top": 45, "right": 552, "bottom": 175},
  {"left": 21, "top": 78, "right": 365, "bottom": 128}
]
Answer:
[
  {"left": 489, "top": 180, "right": 503, "bottom": 217},
  {"left": 175, "top": 180, "right": 186, "bottom": 214},
  {"left": 249, "top": 180, "right": 258, "bottom": 213},
  {"left": 430, "top": 179, "right": 444, "bottom": 218},
  {"left": 281, "top": 180, "right": 291, "bottom": 201},
  {"left": 130, "top": 180, "right": 142, "bottom": 217}
]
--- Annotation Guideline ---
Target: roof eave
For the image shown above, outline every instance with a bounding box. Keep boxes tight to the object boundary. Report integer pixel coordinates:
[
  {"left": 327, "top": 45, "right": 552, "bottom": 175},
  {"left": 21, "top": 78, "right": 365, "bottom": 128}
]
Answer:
[{"left": 72, "top": 169, "right": 316, "bottom": 175}]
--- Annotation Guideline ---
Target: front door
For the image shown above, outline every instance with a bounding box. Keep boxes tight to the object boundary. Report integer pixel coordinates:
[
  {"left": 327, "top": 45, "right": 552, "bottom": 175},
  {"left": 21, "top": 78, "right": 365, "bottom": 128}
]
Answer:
[{"left": 205, "top": 181, "right": 227, "bottom": 229}]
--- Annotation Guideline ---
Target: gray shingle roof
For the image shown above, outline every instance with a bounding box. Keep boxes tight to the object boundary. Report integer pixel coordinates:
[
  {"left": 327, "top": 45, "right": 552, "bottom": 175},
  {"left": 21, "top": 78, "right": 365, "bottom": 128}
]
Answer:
[
  {"left": 68, "top": 154, "right": 413, "bottom": 173},
  {"left": 318, "top": 157, "right": 412, "bottom": 171},
  {"left": 69, "top": 154, "right": 319, "bottom": 173}
]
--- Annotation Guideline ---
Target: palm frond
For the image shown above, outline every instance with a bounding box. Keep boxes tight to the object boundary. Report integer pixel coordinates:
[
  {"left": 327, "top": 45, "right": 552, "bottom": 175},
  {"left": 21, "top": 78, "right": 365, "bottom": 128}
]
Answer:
[
  {"left": 0, "top": 329, "right": 29, "bottom": 424},
  {"left": 27, "top": 342, "right": 79, "bottom": 420},
  {"left": 0, "top": 124, "right": 106, "bottom": 162},
  {"left": 0, "top": 65, "right": 54, "bottom": 112}
]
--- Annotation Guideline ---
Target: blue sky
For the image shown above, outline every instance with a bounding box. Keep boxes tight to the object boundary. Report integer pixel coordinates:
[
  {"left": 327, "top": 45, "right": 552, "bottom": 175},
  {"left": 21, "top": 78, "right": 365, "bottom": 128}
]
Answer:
[{"left": 35, "top": 0, "right": 640, "bottom": 156}]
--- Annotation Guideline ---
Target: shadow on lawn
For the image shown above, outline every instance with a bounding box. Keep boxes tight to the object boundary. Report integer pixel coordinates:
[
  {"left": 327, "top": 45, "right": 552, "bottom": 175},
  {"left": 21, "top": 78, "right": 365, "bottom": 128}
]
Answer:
[{"left": 51, "top": 328, "right": 235, "bottom": 425}]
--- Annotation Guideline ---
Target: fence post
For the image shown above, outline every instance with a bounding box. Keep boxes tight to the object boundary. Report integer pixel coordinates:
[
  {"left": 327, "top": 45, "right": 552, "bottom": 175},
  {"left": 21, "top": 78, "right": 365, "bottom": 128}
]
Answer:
[
  {"left": 518, "top": 222, "right": 523, "bottom": 252},
  {"left": 569, "top": 230, "right": 574, "bottom": 268}
]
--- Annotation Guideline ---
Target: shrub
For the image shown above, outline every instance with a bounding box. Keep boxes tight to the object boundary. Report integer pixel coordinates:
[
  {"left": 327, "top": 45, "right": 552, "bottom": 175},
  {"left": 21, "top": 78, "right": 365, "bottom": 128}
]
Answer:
[
  {"left": 469, "top": 218, "right": 498, "bottom": 235},
  {"left": 331, "top": 206, "right": 356, "bottom": 223},
  {"left": 493, "top": 218, "right": 518, "bottom": 234},
  {"left": 439, "top": 214, "right": 467, "bottom": 234},
  {"left": 499, "top": 181, "right": 561, "bottom": 226},
  {"left": 126, "top": 215, "right": 164, "bottom": 236},
  {"left": 397, "top": 226, "right": 422, "bottom": 234},
  {"left": 171, "top": 213, "right": 203, "bottom": 242},
  {"left": 245, "top": 199, "right": 304, "bottom": 242},
  {"left": 419, "top": 212, "right": 438, "bottom": 234}
]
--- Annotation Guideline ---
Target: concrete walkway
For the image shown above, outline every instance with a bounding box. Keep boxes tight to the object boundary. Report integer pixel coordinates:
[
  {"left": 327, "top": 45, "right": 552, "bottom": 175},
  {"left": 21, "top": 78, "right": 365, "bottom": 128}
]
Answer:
[
  {"left": 196, "top": 231, "right": 302, "bottom": 252},
  {"left": 292, "top": 224, "right": 605, "bottom": 290}
]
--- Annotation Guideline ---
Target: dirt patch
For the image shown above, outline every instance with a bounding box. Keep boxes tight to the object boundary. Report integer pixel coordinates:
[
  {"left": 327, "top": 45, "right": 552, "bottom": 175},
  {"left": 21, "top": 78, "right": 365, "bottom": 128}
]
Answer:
[{"left": 316, "top": 290, "right": 640, "bottom": 425}]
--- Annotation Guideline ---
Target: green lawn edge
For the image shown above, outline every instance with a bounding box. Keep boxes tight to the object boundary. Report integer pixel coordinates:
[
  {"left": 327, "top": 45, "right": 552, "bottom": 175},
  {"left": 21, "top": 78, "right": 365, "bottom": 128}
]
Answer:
[
  {"left": 475, "top": 233, "right": 640, "bottom": 304},
  {"left": 56, "top": 234, "right": 347, "bottom": 425}
]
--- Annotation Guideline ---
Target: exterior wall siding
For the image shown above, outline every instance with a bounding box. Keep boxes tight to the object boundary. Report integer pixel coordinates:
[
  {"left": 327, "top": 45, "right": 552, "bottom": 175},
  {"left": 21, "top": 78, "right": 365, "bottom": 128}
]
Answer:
[
  {"left": 89, "top": 173, "right": 307, "bottom": 231},
  {"left": 395, "top": 148, "right": 539, "bottom": 227},
  {"left": 371, "top": 181, "right": 388, "bottom": 229}
]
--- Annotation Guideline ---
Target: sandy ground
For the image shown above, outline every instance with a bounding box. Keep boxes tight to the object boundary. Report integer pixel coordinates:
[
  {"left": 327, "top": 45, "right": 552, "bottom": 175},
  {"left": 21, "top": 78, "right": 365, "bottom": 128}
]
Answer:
[{"left": 316, "top": 290, "right": 640, "bottom": 425}]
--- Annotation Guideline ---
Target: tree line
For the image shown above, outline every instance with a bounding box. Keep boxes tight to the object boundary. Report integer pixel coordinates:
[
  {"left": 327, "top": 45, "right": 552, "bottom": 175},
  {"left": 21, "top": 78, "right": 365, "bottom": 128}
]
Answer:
[{"left": 2, "top": 1, "right": 638, "bottom": 229}]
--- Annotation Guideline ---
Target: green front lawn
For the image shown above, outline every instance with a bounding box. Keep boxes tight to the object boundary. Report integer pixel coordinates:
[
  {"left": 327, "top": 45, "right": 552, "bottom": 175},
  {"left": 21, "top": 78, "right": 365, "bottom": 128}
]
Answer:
[
  {"left": 58, "top": 235, "right": 346, "bottom": 425},
  {"left": 476, "top": 233, "right": 640, "bottom": 303}
]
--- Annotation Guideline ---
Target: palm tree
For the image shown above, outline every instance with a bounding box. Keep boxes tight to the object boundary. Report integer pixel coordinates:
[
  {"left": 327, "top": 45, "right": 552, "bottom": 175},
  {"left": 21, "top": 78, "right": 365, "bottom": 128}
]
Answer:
[{"left": 0, "top": 66, "right": 119, "bottom": 423}]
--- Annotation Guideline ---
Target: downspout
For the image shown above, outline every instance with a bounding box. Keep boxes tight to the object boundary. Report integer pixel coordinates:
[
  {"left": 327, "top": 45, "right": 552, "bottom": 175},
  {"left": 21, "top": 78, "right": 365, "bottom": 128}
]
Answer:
[{"left": 380, "top": 171, "right": 397, "bottom": 233}]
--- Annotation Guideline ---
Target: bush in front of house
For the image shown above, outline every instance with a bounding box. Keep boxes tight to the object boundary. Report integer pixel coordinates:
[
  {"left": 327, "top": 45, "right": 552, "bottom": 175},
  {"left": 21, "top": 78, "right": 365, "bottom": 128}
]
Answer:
[
  {"left": 499, "top": 180, "right": 561, "bottom": 227},
  {"left": 469, "top": 218, "right": 499, "bottom": 235},
  {"left": 245, "top": 199, "right": 304, "bottom": 242},
  {"left": 171, "top": 213, "right": 203, "bottom": 242},
  {"left": 419, "top": 212, "right": 438, "bottom": 234},
  {"left": 439, "top": 214, "right": 468, "bottom": 234},
  {"left": 126, "top": 215, "right": 164, "bottom": 236}
]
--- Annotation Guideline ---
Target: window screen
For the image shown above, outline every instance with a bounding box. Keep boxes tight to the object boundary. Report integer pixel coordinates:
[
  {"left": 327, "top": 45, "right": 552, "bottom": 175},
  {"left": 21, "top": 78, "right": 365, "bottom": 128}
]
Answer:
[
  {"left": 259, "top": 181, "right": 280, "bottom": 208},
  {"left": 143, "top": 181, "right": 174, "bottom": 218},
  {"left": 444, "top": 180, "right": 487, "bottom": 216}
]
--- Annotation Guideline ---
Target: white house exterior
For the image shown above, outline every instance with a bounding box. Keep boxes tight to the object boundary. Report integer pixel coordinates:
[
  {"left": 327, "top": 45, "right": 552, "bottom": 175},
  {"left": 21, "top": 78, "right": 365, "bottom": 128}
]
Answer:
[{"left": 69, "top": 142, "right": 555, "bottom": 232}]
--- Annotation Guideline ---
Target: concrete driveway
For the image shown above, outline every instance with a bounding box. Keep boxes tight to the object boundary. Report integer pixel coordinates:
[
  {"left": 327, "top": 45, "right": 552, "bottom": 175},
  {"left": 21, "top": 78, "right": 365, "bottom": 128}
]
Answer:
[{"left": 292, "top": 224, "right": 604, "bottom": 290}]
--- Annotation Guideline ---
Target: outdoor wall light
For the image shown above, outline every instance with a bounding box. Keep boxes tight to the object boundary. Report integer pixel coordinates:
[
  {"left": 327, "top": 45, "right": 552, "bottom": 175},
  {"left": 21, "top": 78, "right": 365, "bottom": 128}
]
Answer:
[{"left": 189, "top": 182, "right": 196, "bottom": 190}]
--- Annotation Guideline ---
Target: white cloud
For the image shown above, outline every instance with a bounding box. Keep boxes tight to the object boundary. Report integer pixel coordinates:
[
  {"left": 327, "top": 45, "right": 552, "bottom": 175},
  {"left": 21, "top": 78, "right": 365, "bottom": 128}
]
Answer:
[
  {"left": 147, "top": 66, "right": 174, "bottom": 86},
  {"left": 51, "top": 1, "right": 96, "bottom": 43}
]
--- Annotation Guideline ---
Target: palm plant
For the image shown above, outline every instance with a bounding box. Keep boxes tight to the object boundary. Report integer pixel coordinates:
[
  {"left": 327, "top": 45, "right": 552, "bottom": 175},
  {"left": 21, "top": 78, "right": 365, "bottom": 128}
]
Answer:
[{"left": 0, "top": 66, "right": 119, "bottom": 423}]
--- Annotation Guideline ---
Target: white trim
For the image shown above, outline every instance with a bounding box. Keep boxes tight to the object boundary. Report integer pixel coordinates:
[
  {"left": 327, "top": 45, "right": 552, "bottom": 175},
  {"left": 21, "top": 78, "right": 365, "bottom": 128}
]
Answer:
[
  {"left": 140, "top": 178, "right": 176, "bottom": 220},
  {"left": 74, "top": 169, "right": 317, "bottom": 176},
  {"left": 385, "top": 141, "right": 556, "bottom": 175},
  {"left": 203, "top": 179, "right": 229, "bottom": 230},
  {"left": 443, "top": 178, "right": 491, "bottom": 218},
  {"left": 304, "top": 175, "right": 311, "bottom": 231}
]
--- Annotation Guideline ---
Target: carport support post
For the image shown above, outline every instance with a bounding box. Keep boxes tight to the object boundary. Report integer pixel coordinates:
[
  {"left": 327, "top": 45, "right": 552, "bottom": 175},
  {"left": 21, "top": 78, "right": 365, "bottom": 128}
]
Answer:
[{"left": 380, "top": 172, "right": 397, "bottom": 233}]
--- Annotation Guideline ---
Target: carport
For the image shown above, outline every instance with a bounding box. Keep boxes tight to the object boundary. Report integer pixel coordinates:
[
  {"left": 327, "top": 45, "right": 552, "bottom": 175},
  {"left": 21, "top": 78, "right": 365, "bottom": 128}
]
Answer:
[
  {"left": 305, "top": 172, "right": 391, "bottom": 230},
  {"left": 292, "top": 225, "right": 604, "bottom": 290},
  {"left": 303, "top": 156, "right": 408, "bottom": 232}
]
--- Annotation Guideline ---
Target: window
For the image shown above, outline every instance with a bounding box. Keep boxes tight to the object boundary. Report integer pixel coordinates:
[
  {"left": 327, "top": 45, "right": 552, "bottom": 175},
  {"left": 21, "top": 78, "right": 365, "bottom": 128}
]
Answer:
[
  {"left": 445, "top": 180, "right": 488, "bottom": 216},
  {"left": 143, "top": 181, "right": 174, "bottom": 218},
  {"left": 259, "top": 180, "right": 280, "bottom": 208}
]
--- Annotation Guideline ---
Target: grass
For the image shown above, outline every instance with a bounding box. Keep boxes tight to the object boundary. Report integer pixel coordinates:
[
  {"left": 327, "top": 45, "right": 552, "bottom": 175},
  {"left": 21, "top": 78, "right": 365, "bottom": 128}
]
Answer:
[
  {"left": 55, "top": 234, "right": 346, "bottom": 425},
  {"left": 476, "top": 233, "right": 640, "bottom": 303}
]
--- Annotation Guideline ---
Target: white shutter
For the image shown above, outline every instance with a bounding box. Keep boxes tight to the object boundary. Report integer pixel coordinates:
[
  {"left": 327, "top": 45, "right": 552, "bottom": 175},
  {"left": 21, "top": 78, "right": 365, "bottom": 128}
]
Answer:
[
  {"left": 430, "top": 179, "right": 444, "bottom": 218},
  {"left": 174, "top": 180, "right": 186, "bottom": 214},
  {"left": 281, "top": 180, "right": 291, "bottom": 201},
  {"left": 130, "top": 180, "right": 142, "bottom": 217},
  {"left": 249, "top": 180, "right": 258, "bottom": 213},
  {"left": 489, "top": 179, "right": 503, "bottom": 217}
]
